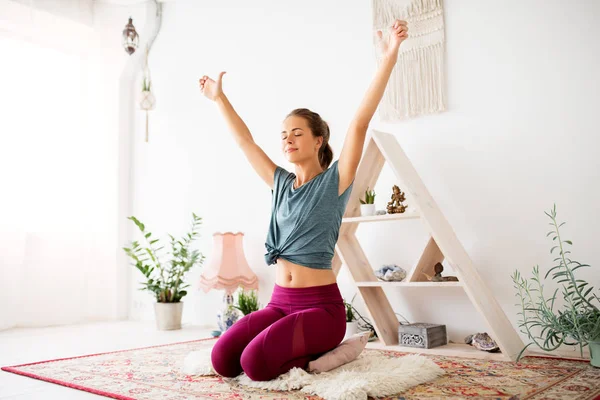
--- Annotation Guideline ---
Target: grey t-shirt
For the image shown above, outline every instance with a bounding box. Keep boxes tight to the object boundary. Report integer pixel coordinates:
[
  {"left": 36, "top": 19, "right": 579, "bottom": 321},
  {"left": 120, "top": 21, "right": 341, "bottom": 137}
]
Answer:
[{"left": 264, "top": 160, "right": 354, "bottom": 270}]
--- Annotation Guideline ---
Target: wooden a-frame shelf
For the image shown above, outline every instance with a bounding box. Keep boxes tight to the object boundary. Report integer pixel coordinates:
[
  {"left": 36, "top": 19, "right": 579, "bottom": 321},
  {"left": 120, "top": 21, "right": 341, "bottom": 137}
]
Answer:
[{"left": 332, "top": 129, "right": 525, "bottom": 362}]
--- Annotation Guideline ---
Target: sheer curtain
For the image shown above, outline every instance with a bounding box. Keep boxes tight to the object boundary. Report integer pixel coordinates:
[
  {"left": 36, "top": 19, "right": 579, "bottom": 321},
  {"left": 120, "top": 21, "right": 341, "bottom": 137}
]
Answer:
[{"left": 0, "top": 0, "right": 124, "bottom": 330}]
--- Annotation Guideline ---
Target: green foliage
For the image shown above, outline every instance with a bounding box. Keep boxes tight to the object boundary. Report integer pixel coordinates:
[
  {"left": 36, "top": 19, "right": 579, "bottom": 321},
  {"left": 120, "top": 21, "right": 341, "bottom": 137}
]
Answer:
[
  {"left": 142, "top": 77, "right": 151, "bottom": 92},
  {"left": 123, "top": 213, "right": 205, "bottom": 303},
  {"left": 512, "top": 204, "right": 600, "bottom": 361},
  {"left": 233, "top": 288, "right": 260, "bottom": 315},
  {"left": 344, "top": 299, "right": 357, "bottom": 322},
  {"left": 359, "top": 187, "right": 375, "bottom": 204},
  {"left": 343, "top": 295, "right": 378, "bottom": 339}
]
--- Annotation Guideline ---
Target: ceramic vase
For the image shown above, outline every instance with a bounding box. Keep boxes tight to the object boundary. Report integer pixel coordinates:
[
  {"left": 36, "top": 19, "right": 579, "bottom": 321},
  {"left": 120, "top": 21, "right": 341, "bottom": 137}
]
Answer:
[{"left": 217, "top": 293, "right": 240, "bottom": 333}]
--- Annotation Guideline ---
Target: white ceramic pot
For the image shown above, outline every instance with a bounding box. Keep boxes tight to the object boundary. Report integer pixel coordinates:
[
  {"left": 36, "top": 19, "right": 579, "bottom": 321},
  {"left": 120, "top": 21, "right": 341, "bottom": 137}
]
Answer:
[
  {"left": 590, "top": 340, "right": 600, "bottom": 368},
  {"left": 360, "top": 204, "right": 376, "bottom": 216},
  {"left": 345, "top": 320, "right": 359, "bottom": 338},
  {"left": 154, "top": 302, "right": 183, "bottom": 330}
]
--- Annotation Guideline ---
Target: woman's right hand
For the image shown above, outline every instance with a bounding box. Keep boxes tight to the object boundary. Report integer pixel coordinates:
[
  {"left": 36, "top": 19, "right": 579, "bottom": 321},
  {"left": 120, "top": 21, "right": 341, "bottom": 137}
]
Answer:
[{"left": 199, "top": 71, "right": 226, "bottom": 101}]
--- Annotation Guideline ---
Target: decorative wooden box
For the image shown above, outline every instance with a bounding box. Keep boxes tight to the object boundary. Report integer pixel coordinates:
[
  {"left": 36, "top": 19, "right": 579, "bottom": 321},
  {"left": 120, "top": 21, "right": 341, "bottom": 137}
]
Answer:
[{"left": 398, "top": 323, "right": 447, "bottom": 349}]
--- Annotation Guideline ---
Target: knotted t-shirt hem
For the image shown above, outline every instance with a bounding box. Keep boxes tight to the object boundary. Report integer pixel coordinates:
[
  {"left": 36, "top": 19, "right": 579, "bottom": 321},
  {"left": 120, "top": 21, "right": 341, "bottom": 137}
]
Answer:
[{"left": 264, "top": 251, "right": 333, "bottom": 270}]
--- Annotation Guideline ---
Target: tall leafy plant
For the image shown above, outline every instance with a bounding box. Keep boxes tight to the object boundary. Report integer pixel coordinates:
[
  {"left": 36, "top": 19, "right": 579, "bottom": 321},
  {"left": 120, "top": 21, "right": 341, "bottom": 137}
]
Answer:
[
  {"left": 512, "top": 204, "right": 600, "bottom": 360},
  {"left": 123, "top": 213, "right": 205, "bottom": 303}
]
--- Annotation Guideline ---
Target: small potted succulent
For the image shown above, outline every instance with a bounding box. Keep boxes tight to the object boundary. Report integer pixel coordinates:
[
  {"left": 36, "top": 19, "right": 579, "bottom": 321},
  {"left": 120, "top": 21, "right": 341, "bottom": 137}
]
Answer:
[
  {"left": 123, "top": 213, "right": 205, "bottom": 330},
  {"left": 359, "top": 187, "right": 376, "bottom": 216}
]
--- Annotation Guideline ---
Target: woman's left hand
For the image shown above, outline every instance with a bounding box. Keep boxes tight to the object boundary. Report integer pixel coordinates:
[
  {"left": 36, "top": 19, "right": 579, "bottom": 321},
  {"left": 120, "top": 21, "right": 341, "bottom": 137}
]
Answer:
[{"left": 377, "top": 19, "right": 408, "bottom": 59}]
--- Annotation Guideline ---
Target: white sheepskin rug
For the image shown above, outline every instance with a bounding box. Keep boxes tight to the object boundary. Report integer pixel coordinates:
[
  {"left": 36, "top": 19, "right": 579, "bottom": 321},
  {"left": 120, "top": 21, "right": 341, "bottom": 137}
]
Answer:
[{"left": 183, "top": 347, "right": 444, "bottom": 400}]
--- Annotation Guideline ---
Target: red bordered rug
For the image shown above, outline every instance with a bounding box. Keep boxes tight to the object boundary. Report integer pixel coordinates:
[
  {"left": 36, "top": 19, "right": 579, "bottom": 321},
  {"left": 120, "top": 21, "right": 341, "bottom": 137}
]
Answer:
[{"left": 2, "top": 338, "right": 600, "bottom": 399}]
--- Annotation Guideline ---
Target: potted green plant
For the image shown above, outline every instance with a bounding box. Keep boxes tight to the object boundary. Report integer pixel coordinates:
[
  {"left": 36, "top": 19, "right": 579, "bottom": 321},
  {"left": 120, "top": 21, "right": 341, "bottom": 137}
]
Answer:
[
  {"left": 233, "top": 288, "right": 261, "bottom": 316},
  {"left": 359, "top": 187, "right": 376, "bottom": 216},
  {"left": 123, "top": 213, "right": 205, "bottom": 330},
  {"left": 344, "top": 298, "right": 359, "bottom": 338},
  {"left": 343, "top": 295, "right": 381, "bottom": 340},
  {"left": 139, "top": 75, "right": 155, "bottom": 111},
  {"left": 512, "top": 204, "right": 600, "bottom": 366}
]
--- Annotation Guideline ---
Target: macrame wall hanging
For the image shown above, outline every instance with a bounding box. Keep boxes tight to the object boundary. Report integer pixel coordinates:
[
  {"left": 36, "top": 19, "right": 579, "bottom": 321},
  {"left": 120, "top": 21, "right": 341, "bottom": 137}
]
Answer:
[{"left": 373, "top": 0, "right": 446, "bottom": 121}]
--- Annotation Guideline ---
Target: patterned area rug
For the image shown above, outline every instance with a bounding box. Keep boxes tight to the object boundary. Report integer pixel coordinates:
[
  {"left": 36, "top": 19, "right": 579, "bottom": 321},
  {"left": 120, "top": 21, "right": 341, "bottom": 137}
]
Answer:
[{"left": 2, "top": 337, "right": 600, "bottom": 400}]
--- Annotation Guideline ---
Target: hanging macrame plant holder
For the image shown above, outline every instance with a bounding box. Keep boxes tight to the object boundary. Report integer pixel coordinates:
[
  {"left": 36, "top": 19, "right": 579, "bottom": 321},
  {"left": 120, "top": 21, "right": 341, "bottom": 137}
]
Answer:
[{"left": 139, "top": 46, "right": 156, "bottom": 142}]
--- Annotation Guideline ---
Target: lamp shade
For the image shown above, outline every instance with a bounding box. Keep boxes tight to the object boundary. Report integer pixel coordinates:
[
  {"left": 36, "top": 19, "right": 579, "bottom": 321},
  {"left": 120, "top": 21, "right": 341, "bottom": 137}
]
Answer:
[{"left": 199, "top": 232, "right": 258, "bottom": 295}]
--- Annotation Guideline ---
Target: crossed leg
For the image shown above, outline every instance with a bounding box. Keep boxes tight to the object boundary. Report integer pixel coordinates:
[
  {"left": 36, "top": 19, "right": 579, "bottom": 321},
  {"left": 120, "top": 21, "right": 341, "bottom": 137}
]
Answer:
[
  {"left": 240, "top": 306, "right": 346, "bottom": 381},
  {"left": 210, "top": 307, "right": 285, "bottom": 378}
]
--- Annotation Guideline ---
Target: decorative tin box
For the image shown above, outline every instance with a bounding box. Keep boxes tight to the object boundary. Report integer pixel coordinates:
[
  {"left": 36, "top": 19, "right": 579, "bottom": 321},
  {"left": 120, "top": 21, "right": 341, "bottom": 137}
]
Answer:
[{"left": 398, "top": 323, "right": 447, "bottom": 349}]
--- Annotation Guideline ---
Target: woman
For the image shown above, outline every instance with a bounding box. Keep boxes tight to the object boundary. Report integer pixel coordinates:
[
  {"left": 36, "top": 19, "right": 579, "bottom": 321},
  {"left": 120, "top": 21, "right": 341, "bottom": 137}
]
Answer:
[{"left": 199, "top": 19, "right": 408, "bottom": 381}]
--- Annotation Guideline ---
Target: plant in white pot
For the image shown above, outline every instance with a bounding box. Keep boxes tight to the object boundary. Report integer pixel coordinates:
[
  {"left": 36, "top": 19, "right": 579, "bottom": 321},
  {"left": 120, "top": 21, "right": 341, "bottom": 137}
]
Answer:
[
  {"left": 512, "top": 204, "right": 600, "bottom": 367},
  {"left": 343, "top": 298, "right": 359, "bottom": 338},
  {"left": 359, "top": 187, "right": 376, "bottom": 216},
  {"left": 343, "top": 295, "right": 383, "bottom": 341},
  {"left": 123, "top": 213, "right": 205, "bottom": 330},
  {"left": 139, "top": 75, "right": 156, "bottom": 142}
]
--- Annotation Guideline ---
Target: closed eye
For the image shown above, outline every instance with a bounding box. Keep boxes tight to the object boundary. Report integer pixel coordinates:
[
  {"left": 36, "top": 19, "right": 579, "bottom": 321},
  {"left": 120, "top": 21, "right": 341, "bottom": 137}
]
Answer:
[
  {"left": 281, "top": 128, "right": 304, "bottom": 139},
  {"left": 281, "top": 134, "right": 302, "bottom": 140}
]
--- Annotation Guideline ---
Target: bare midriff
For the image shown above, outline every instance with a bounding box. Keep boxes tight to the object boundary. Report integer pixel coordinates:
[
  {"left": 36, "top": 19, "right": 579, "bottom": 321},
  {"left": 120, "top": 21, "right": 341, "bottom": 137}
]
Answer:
[{"left": 275, "top": 257, "right": 337, "bottom": 288}]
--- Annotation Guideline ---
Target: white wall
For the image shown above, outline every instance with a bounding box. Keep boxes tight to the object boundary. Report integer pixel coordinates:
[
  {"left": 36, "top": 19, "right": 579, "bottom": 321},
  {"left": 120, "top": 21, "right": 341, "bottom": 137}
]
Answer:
[{"left": 128, "top": 0, "right": 600, "bottom": 353}]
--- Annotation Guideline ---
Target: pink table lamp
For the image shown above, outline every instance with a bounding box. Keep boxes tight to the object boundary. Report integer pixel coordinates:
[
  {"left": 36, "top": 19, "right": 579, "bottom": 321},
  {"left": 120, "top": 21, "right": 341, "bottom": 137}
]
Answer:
[{"left": 199, "top": 232, "right": 258, "bottom": 333}]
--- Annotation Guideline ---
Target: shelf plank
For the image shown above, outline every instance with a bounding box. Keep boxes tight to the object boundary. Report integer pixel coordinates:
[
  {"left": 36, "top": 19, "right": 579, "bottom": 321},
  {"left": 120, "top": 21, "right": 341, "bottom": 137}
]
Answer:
[
  {"left": 366, "top": 340, "right": 512, "bottom": 361},
  {"left": 342, "top": 212, "right": 420, "bottom": 224},
  {"left": 356, "top": 281, "right": 463, "bottom": 287}
]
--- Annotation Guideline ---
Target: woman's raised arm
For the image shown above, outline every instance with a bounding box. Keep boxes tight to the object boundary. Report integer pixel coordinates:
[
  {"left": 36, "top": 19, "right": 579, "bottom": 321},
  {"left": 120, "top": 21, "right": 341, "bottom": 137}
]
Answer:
[
  {"left": 337, "top": 20, "right": 408, "bottom": 193},
  {"left": 200, "top": 72, "right": 277, "bottom": 189}
]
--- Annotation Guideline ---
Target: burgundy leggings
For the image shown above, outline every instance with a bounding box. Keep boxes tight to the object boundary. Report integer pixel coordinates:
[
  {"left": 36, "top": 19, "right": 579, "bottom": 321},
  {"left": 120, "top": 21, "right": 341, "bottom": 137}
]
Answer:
[{"left": 211, "top": 282, "right": 346, "bottom": 381}]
